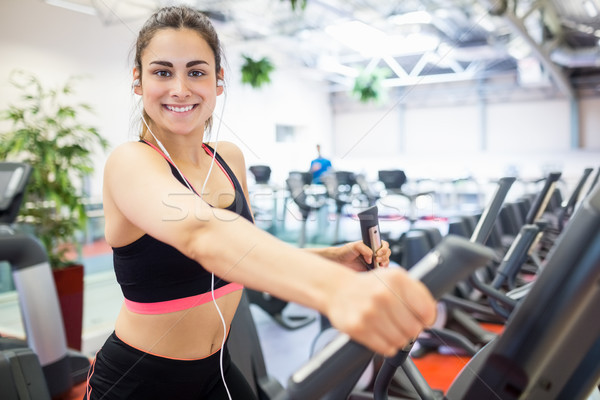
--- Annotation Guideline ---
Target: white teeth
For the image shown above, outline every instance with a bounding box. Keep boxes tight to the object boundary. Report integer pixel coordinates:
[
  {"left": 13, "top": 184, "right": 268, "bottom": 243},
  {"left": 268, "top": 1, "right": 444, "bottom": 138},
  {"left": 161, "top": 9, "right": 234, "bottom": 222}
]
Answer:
[{"left": 166, "top": 105, "right": 194, "bottom": 113}]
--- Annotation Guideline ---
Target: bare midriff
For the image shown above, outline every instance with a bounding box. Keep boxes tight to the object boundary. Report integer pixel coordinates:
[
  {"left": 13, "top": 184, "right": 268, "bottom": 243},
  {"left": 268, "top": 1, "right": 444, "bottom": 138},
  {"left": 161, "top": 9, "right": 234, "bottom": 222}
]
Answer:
[{"left": 114, "top": 289, "right": 242, "bottom": 360}]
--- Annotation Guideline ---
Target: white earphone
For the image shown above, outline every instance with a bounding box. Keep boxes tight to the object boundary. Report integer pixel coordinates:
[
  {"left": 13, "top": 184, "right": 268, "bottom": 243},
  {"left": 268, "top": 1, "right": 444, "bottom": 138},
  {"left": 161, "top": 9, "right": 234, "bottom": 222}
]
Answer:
[{"left": 217, "top": 79, "right": 224, "bottom": 87}]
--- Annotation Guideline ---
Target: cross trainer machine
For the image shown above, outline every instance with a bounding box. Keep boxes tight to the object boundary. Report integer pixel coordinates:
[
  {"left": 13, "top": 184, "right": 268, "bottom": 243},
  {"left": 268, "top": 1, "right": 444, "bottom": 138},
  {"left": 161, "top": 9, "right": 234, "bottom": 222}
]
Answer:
[
  {"left": 277, "top": 234, "right": 496, "bottom": 400},
  {"left": 272, "top": 183, "right": 600, "bottom": 400},
  {"left": 0, "top": 162, "right": 90, "bottom": 399}
]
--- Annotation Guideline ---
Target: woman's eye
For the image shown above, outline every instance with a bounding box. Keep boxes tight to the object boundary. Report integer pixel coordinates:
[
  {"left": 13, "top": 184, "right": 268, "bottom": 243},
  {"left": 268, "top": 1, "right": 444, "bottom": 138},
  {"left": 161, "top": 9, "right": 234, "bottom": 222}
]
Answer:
[
  {"left": 155, "top": 70, "right": 171, "bottom": 77},
  {"left": 189, "top": 70, "right": 204, "bottom": 77}
]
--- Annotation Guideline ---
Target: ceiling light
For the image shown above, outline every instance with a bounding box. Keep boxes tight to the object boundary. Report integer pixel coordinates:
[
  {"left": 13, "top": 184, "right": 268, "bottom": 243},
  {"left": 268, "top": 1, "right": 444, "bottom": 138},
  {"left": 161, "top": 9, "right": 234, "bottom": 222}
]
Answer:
[
  {"left": 45, "top": 0, "right": 97, "bottom": 16},
  {"left": 325, "top": 20, "right": 440, "bottom": 57},
  {"left": 583, "top": 0, "right": 598, "bottom": 18},
  {"left": 325, "top": 20, "right": 387, "bottom": 57},
  {"left": 389, "top": 33, "right": 440, "bottom": 56},
  {"left": 317, "top": 56, "right": 359, "bottom": 77},
  {"left": 389, "top": 11, "right": 432, "bottom": 25}
]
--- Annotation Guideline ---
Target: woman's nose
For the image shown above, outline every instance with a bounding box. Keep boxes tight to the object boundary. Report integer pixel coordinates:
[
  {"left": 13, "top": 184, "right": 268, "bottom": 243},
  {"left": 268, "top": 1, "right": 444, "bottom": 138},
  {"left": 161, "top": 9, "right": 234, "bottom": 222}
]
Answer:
[{"left": 171, "top": 76, "right": 191, "bottom": 97}]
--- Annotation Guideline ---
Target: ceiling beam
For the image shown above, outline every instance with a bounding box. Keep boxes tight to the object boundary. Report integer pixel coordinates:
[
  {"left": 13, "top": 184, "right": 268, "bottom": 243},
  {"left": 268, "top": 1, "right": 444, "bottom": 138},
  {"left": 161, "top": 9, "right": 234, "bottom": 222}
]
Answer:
[{"left": 481, "top": 0, "right": 575, "bottom": 98}]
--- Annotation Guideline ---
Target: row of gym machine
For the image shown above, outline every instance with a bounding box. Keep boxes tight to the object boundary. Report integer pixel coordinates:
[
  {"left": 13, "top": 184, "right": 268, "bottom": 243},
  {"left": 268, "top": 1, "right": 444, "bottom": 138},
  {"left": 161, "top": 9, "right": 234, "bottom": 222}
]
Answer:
[
  {"left": 245, "top": 165, "right": 597, "bottom": 331},
  {"left": 236, "top": 164, "right": 600, "bottom": 399},
  {"left": 248, "top": 166, "right": 488, "bottom": 248}
]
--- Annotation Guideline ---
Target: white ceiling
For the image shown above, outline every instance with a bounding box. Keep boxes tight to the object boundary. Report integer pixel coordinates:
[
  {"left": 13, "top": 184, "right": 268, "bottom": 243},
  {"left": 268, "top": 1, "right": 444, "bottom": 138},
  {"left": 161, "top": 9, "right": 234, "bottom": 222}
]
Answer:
[{"left": 44, "top": 0, "right": 600, "bottom": 100}]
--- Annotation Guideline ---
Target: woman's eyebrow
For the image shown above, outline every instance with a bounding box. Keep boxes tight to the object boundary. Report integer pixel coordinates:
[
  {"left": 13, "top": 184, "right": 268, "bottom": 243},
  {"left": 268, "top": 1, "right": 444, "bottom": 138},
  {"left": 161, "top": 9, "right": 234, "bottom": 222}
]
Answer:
[
  {"left": 150, "top": 60, "right": 173, "bottom": 67},
  {"left": 186, "top": 60, "right": 208, "bottom": 67},
  {"left": 148, "top": 60, "right": 209, "bottom": 67}
]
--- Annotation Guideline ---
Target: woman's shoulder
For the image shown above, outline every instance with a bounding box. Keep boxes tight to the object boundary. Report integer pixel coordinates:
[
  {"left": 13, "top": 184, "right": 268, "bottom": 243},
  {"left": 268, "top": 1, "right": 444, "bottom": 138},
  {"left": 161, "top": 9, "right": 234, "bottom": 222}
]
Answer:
[
  {"left": 206, "top": 141, "right": 247, "bottom": 177},
  {"left": 206, "top": 140, "right": 241, "bottom": 154},
  {"left": 206, "top": 141, "right": 245, "bottom": 163},
  {"left": 105, "top": 140, "right": 166, "bottom": 173},
  {"left": 109, "top": 139, "right": 147, "bottom": 155},
  {"left": 109, "top": 140, "right": 163, "bottom": 158}
]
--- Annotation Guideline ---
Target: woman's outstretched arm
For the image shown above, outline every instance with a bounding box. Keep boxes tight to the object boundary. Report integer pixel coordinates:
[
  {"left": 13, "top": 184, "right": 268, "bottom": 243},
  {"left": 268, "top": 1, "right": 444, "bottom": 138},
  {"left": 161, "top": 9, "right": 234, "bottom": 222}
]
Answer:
[{"left": 104, "top": 141, "right": 436, "bottom": 356}]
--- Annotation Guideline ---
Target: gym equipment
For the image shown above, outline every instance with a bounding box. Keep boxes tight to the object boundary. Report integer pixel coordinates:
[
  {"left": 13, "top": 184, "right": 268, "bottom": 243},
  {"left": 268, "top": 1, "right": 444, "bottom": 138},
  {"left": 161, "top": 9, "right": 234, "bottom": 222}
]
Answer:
[
  {"left": 321, "top": 171, "right": 356, "bottom": 245},
  {"left": 377, "top": 170, "right": 434, "bottom": 225},
  {"left": 524, "top": 171, "right": 562, "bottom": 226},
  {"left": 246, "top": 172, "right": 323, "bottom": 330},
  {"left": 447, "top": 183, "right": 600, "bottom": 399},
  {"left": 285, "top": 173, "right": 327, "bottom": 248},
  {"left": 248, "top": 165, "right": 278, "bottom": 234},
  {"left": 246, "top": 289, "right": 316, "bottom": 330},
  {"left": 357, "top": 205, "right": 381, "bottom": 270},
  {"left": 586, "top": 167, "right": 599, "bottom": 196},
  {"left": 415, "top": 177, "right": 516, "bottom": 357},
  {"left": 0, "top": 348, "right": 51, "bottom": 400},
  {"left": 229, "top": 290, "right": 285, "bottom": 400},
  {"left": 554, "top": 167, "right": 593, "bottom": 231},
  {"left": 275, "top": 235, "right": 496, "bottom": 400},
  {"left": 355, "top": 174, "right": 379, "bottom": 207},
  {"left": 249, "top": 165, "right": 272, "bottom": 184},
  {"left": 267, "top": 181, "right": 600, "bottom": 400},
  {"left": 0, "top": 162, "right": 90, "bottom": 399}
]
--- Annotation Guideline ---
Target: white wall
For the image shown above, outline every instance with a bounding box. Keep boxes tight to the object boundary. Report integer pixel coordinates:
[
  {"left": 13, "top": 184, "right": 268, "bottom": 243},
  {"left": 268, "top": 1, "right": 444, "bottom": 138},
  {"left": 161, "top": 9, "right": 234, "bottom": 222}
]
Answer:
[
  {"left": 580, "top": 97, "right": 600, "bottom": 149},
  {"left": 486, "top": 100, "right": 571, "bottom": 153},
  {"left": 215, "top": 50, "right": 334, "bottom": 184},
  {"left": 331, "top": 95, "right": 600, "bottom": 195}
]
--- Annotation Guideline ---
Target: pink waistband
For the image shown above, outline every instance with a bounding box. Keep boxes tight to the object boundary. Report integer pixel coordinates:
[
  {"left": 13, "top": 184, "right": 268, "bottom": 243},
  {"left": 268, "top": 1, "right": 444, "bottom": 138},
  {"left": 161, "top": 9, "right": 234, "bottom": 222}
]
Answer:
[{"left": 124, "top": 282, "right": 244, "bottom": 315}]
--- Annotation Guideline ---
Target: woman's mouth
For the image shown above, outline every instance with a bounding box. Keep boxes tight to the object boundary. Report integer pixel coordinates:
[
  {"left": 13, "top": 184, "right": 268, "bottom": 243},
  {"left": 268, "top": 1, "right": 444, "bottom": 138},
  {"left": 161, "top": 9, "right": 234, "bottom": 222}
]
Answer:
[{"left": 164, "top": 104, "right": 197, "bottom": 113}]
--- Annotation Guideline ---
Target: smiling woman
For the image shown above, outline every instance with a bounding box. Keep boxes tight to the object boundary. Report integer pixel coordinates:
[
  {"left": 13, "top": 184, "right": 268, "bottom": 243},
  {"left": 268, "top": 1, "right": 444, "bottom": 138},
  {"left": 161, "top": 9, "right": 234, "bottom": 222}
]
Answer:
[
  {"left": 82, "top": 5, "right": 433, "bottom": 400},
  {"left": 133, "top": 28, "right": 223, "bottom": 139}
]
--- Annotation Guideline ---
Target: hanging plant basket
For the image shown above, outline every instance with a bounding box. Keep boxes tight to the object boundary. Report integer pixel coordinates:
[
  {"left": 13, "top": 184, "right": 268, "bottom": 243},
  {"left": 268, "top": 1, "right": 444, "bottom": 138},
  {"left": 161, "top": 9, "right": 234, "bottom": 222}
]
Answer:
[
  {"left": 282, "top": 0, "right": 308, "bottom": 11},
  {"left": 352, "top": 69, "right": 387, "bottom": 103},
  {"left": 241, "top": 55, "right": 275, "bottom": 89}
]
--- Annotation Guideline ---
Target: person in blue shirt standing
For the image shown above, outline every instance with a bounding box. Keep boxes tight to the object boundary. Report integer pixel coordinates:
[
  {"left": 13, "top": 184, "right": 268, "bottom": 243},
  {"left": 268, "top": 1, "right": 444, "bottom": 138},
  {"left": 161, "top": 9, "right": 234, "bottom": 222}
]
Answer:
[{"left": 310, "top": 144, "right": 332, "bottom": 184}]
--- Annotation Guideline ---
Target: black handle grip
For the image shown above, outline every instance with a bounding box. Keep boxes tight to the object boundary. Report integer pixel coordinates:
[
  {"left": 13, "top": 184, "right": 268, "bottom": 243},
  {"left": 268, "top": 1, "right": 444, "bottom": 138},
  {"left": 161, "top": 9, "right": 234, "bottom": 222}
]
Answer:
[
  {"left": 525, "top": 171, "right": 562, "bottom": 224},
  {"left": 276, "top": 235, "right": 495, "bottom": 400},
  {"left": 492, "top": 224, "right": 539, "bottom": 289},
  {"left": 358, "top": 205, "right": 380, "bottom": 270},
  {"left": 409, "top": 235, "right": 497, "bottom": 299},
  {"left": 471, "top": 177, "right": 515, "bottom": 245}
]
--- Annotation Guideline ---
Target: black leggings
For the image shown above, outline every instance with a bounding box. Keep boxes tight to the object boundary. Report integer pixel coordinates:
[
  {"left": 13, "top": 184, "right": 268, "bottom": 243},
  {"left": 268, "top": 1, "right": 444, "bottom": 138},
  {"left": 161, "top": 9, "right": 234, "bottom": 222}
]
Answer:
[{"left": 84, "top": 332, "right": 257, "bottom": 400}]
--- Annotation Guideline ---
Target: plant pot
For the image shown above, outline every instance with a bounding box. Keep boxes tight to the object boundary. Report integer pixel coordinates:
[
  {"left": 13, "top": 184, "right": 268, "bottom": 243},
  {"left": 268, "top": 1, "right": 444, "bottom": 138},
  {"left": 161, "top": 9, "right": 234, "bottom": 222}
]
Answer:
[{"left": 52, "top": 264, "right": 84, "bottom": 351}]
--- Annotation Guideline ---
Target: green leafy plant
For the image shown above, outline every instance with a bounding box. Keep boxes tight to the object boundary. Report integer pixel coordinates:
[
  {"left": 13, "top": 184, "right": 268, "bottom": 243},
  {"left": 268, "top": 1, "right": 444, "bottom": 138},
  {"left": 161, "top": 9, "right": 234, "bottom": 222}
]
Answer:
[
  {"left": 0, "top": 70, "right": 109, "bottom": 268},
  {"left": 240, "top": 55, "right": 275, "bottom": 89},
  {"left": 352, "top": 68, "right": 387, "bottom": 103},
  {"left": 282, "top": 0, "right": 308, "bottom": 11}
]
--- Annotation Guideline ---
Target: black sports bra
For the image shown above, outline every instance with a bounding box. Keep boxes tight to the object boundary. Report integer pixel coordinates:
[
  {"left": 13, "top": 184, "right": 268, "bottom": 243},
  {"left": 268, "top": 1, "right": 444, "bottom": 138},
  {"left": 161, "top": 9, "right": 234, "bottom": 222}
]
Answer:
[{"left": 112, "top": 140, "right": 253, "bottom": 314}]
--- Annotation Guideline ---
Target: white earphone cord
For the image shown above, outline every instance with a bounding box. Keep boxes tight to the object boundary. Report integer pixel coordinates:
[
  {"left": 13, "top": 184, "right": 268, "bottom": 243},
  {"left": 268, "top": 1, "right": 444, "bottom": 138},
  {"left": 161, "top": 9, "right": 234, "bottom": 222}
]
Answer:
[{"left": 140, "top": 86, "right": 231, "bottom": 399}]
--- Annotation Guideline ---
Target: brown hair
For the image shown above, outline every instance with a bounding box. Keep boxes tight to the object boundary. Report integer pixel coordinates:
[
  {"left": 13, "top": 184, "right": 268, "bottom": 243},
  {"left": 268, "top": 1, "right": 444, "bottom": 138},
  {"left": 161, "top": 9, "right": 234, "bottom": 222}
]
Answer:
[{"left": 134, "top": 5, "right": 223, "bottom": 138}]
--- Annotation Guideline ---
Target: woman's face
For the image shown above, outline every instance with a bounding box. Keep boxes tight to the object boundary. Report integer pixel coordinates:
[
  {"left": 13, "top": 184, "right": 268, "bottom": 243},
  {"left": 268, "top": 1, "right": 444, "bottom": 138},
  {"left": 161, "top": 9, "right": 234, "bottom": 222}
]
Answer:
[{"left": 134, "top": 28, "right": 222, "bottom": 137}]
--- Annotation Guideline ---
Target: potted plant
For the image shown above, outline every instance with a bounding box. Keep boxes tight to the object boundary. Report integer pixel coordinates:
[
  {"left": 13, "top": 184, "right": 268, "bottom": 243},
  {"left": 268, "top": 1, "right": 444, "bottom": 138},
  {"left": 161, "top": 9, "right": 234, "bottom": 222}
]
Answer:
[
  {"left": 282, "top": 0, "right": 307, "bottom": 11},
  {"left": 240, "top": 55, "right": 275, "bottom": 89},
  {"left": 0, "top": 70, "right": 109, "bottom": 351},
  {"left": 352, "top": 68, "right": 388, "bottom": 103}
]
